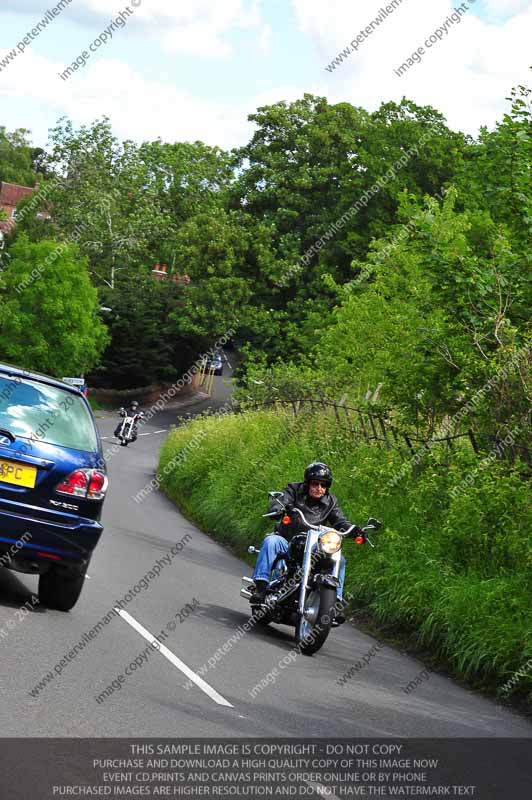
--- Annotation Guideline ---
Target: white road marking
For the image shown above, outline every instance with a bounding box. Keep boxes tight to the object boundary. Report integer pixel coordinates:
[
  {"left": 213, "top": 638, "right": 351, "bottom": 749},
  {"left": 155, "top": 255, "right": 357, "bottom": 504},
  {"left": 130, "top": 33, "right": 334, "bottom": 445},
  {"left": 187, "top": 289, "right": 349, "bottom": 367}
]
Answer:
[
  {"left": 154, "top": 430, "right": 167, "bottom": 434},
  {"left": 116, "top": 609, "right": 234, "bottom": 708},
  {"left": 138, "top": 433, "right": 151, "bottom": 436}
]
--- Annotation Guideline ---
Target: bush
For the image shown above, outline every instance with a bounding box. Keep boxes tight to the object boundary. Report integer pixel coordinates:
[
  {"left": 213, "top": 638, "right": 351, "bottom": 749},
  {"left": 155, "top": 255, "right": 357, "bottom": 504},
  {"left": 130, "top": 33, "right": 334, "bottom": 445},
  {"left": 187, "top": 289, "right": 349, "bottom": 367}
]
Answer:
[{"left": 158, "top": 407, "right": 532, "bottom": 700}]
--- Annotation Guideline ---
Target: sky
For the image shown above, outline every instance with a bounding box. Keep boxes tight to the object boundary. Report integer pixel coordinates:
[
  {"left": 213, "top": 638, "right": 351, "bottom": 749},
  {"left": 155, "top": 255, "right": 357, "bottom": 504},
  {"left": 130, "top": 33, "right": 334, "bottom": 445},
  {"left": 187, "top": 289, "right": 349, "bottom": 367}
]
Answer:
[{"left": 0, "top": 0, "right": 531, "bottom": 152}]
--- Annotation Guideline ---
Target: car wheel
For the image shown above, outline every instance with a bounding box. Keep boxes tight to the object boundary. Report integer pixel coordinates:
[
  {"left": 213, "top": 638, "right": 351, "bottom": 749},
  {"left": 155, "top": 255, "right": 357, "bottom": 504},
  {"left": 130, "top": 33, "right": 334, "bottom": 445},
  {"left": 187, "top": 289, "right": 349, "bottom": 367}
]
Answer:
[{"left": 38, "top": 568, "right": 86, "bottom": 612}]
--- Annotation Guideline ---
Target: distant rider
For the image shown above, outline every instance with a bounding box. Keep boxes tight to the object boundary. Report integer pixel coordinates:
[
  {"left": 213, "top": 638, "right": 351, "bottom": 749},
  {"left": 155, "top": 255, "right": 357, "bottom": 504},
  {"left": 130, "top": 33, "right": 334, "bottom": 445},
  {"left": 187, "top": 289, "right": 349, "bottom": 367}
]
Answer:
[{"left": 114, "top": 400, "right": 141, "bottom": 442}]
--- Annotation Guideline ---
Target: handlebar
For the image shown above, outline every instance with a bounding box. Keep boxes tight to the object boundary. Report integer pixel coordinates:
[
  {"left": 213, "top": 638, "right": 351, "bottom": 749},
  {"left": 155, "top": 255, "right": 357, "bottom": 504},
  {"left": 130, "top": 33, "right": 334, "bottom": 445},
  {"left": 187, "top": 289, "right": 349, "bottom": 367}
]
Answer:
[{"left": 262, "top": 497, "right": 381, "bottom": 545}]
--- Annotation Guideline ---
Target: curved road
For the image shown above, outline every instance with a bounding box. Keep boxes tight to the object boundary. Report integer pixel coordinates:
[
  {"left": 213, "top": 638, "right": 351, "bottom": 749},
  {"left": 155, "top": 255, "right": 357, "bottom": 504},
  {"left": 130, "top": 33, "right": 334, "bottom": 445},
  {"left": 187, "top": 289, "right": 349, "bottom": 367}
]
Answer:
[{"left": 1, "top": 375, "right": 530, "bottom": 741}]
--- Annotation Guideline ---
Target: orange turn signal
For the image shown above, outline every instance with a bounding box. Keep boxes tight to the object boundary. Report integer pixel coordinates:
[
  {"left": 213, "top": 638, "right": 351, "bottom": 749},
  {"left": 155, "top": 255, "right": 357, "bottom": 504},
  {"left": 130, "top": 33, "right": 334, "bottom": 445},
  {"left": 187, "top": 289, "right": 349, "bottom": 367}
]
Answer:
[
  {"left": 282, "top": 515, "right": 292, "bottom": 524},
  {"left": 355, "top": 536, "right": 364, "bottom": 545}
]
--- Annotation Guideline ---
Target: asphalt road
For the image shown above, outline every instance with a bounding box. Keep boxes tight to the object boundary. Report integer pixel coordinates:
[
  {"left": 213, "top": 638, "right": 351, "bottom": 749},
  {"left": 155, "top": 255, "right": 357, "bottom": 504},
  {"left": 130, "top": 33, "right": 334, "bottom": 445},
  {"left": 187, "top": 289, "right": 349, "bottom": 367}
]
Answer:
[{"left": 1, "top": 373, "right": 530, "bottom": 741}]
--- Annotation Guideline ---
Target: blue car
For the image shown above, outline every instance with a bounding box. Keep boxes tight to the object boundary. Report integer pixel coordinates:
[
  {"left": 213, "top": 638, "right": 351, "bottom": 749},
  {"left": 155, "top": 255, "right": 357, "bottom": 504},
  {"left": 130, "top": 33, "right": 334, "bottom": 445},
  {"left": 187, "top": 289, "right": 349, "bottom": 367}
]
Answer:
[{"left": 0, "top": 363, "right": 108, "bottom": 611}]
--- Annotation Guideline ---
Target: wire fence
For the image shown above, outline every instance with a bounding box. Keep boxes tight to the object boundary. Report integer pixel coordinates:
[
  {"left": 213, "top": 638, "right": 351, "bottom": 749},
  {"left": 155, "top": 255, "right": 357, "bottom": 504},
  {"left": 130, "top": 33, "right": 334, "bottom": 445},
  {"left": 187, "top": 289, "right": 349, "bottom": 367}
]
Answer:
[{"left": 236, "top": 397, "right": 531, "bottom": 465}]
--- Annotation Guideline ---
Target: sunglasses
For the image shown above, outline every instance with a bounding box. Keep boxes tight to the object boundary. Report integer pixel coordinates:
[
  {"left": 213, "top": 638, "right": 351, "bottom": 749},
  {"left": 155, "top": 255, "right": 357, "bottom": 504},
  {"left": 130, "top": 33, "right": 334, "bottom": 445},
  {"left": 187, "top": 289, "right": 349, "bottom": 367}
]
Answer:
[{"left": 309, "top": 480, "right": 328, "bottom": 489}]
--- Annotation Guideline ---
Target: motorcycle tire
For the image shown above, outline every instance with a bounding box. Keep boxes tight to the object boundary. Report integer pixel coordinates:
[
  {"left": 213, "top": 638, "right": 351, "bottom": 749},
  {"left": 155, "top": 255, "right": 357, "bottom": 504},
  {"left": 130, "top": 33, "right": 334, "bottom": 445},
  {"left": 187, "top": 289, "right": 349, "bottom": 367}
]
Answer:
[{"left": 296, "top": 585, "right": 336, "bottom": 656}]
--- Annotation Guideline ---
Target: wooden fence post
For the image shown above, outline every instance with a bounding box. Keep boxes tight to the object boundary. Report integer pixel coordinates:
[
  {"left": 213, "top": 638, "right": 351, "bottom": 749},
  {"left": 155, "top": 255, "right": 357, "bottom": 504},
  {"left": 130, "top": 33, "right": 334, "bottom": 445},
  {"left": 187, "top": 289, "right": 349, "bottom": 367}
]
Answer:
[
  {"left": 358, "top": 411, "right": 369, "bottom": 442},
  {"left": 377, "top": 415, "right": 390, "bottom": 449},
  {"left": 468, "top": 429, "right": 479, "bottom": 454},
  {"left": 367, "top": 413, "right": 379, "bottom": 442}
]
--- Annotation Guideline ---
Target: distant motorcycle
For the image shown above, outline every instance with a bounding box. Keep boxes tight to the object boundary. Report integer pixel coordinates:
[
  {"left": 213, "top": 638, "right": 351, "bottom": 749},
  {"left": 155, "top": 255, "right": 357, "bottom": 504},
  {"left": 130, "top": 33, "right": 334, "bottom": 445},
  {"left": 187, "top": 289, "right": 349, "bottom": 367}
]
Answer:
[
  {"left": 115, "top": 408, "right": 144, "bottom": 447},
  {"left": 241, "top": 493, "right": 382, "bottom": 655}
]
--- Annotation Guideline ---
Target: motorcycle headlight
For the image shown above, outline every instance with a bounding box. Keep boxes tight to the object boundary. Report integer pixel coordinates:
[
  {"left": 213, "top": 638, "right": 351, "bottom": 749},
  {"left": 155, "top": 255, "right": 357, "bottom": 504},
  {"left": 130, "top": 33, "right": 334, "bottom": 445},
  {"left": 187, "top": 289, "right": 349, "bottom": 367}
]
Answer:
[{"left": 319, "top": 530, "right": 342, "bottom": 554}]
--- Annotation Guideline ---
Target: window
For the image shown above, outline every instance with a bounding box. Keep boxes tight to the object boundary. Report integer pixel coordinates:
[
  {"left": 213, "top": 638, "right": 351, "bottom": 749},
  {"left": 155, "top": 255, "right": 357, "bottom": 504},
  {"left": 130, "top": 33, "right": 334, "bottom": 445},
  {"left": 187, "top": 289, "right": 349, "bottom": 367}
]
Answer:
[{"left": 0, "top": 376, "right": 99, "bottom": 452}]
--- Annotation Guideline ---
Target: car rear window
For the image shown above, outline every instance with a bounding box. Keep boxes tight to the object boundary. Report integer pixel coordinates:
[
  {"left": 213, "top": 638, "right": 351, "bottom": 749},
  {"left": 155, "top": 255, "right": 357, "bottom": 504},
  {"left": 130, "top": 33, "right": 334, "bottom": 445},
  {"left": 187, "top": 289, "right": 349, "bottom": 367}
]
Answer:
[{"left": 0, "top": 375, "right": 99, "bottom": 452}]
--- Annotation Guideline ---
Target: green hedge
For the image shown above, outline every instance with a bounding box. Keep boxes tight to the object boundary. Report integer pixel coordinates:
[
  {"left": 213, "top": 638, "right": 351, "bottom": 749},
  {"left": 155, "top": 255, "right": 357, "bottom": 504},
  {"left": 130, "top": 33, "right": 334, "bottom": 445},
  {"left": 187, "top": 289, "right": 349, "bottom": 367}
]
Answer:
[{"left": 158, "top": 407, "right": 532, "bottom": 701}]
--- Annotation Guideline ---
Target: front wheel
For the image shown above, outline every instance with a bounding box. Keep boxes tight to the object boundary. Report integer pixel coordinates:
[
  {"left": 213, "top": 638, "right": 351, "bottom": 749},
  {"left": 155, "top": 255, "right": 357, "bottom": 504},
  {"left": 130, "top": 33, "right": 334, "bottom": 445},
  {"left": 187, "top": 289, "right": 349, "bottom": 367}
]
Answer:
[
  {"left": 296, "top": 585, "right": 336, "bottom": 655},
  {"left": 39, "top": 568, "right": 86, "bottom": 611}
]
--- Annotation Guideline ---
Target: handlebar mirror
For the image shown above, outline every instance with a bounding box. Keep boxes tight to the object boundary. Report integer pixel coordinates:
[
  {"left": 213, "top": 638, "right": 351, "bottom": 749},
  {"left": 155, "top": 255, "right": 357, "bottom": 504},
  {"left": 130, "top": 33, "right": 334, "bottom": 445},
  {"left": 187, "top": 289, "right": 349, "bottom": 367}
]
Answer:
[
  {"left": 365, "top": 517, "right": 382, "bottom": 530},
  {"left": 268, "top": 491, "right": 284, "bottom": 498}
]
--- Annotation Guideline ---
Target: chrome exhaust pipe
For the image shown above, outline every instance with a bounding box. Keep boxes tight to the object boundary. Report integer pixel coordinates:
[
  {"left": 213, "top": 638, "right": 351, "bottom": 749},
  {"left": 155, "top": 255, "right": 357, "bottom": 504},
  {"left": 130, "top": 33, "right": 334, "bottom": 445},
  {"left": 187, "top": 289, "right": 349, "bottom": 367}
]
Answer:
[{"left": 241, "top": 576, "right": 254, "bottom": 599}]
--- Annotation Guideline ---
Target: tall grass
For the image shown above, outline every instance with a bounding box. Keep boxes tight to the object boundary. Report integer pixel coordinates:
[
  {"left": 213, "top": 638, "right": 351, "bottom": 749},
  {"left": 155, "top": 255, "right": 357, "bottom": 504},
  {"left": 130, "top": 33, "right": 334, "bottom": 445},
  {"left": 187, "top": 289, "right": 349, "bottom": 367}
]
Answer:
[{"left": 158, "top": 407, "right": 532, "bottom": 700}]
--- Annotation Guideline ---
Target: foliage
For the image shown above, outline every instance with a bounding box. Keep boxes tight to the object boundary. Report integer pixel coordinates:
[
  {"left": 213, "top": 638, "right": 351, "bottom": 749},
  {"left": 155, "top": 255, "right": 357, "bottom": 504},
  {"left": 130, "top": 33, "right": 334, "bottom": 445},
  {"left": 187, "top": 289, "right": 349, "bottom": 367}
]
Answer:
[
  {"left": 315, "top": 187, "right": 531, "bottom": 436},
  {"left": 90, "top": 276, "right": 187, "bottom": 389},
  {"left": 0, "top": 127, "right": 42, "bottom": 186},
  {"left": 0, "top": 234, "right": 108, "bottom": 375},
  {"left": 3, "top": 81, "right": 530, "bottom": 397},
  {"left": 158, "top": 407, "right": 532, "bottom": 700}
]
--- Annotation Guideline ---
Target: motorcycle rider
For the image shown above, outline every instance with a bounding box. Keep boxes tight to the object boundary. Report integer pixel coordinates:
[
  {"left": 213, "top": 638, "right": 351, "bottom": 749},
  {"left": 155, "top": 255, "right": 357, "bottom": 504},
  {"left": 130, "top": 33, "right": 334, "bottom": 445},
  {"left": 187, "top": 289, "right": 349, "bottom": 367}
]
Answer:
[
  {"left": 250, "top": 462, "right": 361, "bottom": 624},
  {"left": 114, "top": 400, "right": 141, "bottom": 442}
]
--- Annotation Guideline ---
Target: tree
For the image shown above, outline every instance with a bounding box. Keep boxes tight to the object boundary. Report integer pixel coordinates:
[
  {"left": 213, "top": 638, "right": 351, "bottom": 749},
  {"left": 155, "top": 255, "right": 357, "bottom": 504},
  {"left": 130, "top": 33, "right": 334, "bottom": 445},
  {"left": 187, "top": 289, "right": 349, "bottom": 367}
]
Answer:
[
  {"left": 232, "top": 95, "right": 467, "bottom": 295},
  {"left": 91, "top": 277, "right": 189, "bottom": 389},
  {"left": 316, "top": 188, "right": 530, "bottom": 435},
  {"left": 0, "top": 234, "right": 108, "bottom": 376},
  {"left": 25, "top": 118, "right": 175, "bottom": 288},
  {"left": 0, "top": 127, "right": 41, "bottom": 186}
]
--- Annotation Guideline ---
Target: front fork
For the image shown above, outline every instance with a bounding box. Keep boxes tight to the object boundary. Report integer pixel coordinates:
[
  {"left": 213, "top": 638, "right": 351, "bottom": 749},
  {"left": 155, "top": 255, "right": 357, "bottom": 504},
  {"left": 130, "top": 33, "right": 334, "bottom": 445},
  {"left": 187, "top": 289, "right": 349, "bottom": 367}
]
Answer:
[{"left": 297, "top": 530, "right": 342, "bottom": 615}]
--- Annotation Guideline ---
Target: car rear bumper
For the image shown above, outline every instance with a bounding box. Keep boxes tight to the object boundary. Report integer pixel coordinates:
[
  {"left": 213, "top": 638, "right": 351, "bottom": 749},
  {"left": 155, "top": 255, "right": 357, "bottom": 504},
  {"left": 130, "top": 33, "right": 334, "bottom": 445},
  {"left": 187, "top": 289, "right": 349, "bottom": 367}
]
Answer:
[{"left": 0, "top": 498, "right": 103, "bottom": 571}]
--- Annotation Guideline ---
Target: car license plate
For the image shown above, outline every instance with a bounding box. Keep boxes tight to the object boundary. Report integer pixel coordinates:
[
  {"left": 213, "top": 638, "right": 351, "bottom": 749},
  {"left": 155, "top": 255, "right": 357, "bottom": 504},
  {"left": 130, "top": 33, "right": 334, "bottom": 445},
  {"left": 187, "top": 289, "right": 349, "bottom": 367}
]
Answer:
[{"left": 0, "top": 459, "right": 37, "bottom": 488}]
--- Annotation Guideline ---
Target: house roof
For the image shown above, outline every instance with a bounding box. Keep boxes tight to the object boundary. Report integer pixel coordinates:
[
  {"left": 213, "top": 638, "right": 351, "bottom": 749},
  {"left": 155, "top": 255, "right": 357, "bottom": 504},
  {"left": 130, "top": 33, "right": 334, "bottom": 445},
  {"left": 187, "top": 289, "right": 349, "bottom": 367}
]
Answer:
[{"left": 0, "top": 182, "right": 35, "bottom": 233}]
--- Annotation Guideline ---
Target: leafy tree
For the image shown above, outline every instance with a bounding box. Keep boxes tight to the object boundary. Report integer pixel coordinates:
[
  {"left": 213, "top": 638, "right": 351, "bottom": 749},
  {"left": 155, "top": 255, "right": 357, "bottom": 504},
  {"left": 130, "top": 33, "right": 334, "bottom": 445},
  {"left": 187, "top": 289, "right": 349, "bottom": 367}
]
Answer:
[
  {"left": 316, "top": 188, "right": 530, "bottom": 435},
  {"left": 24, "top": 118, "right": 175, "bottom": 288},
  {"left": 0, "top": 127, "right": 41, "bottom": 186},
  {"left": 91, "top": 277, "right": 189, "bottom": 389},
  {"left": 0, "top": 234, "right": 108, "bottom": 375},
  {"left": 232, "top": 95, "right": 467, "bottom": 296}
]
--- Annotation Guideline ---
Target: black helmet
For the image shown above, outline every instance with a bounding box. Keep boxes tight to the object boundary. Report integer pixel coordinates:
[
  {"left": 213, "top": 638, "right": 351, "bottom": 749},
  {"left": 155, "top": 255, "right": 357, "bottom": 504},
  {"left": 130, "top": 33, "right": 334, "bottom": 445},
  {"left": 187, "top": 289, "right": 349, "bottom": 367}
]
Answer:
[
  {"left": 130, "top": 400, "right": 139, "bottom": 409},
  {"left": 304, "top": 462, "right": 332, "bottom": 490}
]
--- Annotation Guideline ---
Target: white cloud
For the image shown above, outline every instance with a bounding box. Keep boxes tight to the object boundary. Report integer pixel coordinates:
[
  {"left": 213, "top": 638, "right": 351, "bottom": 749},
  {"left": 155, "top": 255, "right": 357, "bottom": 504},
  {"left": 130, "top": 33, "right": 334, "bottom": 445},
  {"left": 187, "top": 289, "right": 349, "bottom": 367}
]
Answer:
[
  {"left": 291, "top": 0, "right": 532, "bottom": 135},
  {"left": 3, "top": 0, "right": 267, "bottom": 60},
  {"left": 0, "top": 46, "right": 261, "bottom": 150}
]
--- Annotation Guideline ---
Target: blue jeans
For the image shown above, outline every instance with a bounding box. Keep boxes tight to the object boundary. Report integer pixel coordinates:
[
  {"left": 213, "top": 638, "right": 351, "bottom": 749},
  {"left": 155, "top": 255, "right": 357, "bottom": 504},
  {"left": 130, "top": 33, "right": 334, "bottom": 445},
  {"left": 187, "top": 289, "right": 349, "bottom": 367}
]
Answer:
[{"left": 252, "top": 534, "right": 346, "bottom": 600}]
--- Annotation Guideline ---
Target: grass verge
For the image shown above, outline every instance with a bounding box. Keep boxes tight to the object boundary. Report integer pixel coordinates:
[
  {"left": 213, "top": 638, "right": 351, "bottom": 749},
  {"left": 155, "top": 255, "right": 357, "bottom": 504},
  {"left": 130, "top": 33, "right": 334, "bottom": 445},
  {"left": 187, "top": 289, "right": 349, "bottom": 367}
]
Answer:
[{"left": 157, "top": 406, "right": 532, "bottom": 707}]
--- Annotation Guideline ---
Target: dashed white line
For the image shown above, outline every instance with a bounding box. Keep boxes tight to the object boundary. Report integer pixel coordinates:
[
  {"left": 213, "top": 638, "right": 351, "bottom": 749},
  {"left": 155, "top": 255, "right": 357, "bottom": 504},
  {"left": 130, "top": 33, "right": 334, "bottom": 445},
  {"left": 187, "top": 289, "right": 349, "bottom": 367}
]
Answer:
[
  {"left": 116, "top": 609, "right": 234, "bottom": 708},
  {"left": 101, "top": 430, "right": 168, "bottom": 441}
]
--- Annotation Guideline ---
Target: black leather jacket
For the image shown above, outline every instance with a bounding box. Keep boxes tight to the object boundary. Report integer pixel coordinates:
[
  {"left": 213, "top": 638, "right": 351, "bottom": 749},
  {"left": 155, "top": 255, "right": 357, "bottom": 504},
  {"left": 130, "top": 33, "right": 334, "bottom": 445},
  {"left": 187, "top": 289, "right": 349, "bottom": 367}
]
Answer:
[{"left": 269, "top": 481, "right": 352, "bottom": 541}]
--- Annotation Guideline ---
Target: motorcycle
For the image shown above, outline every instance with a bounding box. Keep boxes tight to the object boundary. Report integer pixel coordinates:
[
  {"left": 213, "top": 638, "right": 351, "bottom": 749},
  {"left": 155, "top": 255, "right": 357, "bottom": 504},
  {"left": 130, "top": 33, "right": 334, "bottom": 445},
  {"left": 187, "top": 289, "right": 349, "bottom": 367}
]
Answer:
[
  {"left": 115, "top": 408, "right": 144, "bottom": 447},
  {"left": 241, "top": 492, "right": 382, "bottom": 655}
]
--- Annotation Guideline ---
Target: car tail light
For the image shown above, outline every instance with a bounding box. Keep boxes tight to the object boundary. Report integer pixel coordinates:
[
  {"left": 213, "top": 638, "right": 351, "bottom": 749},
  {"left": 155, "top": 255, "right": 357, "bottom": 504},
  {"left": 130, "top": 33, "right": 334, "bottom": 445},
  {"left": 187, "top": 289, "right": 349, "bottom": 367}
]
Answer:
[
  {"left": 55, "top": 469, "right": 108, "bottom": 501},
  {"left": 87, "top": 470, "right": 107, "bottom": 500}
]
